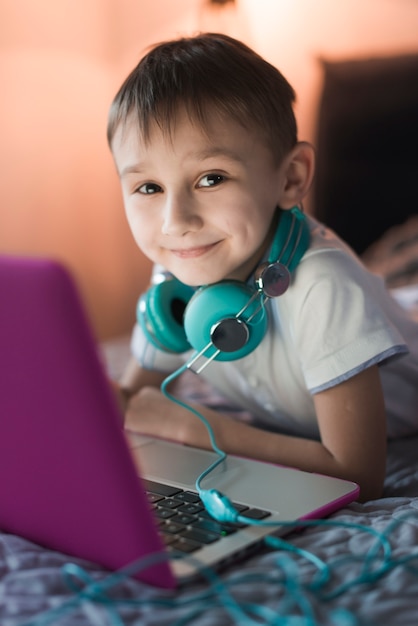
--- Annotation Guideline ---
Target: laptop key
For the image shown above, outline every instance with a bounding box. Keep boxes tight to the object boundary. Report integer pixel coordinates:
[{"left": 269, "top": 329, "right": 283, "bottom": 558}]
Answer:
[
  {"left": 178, "top": 503, "right": 204, "bottom": 515},
  {"left": 242, "top": 508, "right": 271, "bottom": 520},
  {"left": 193, "top": 518, "right": 238, "bottom": 536},
  {"left": 173, "top": 491, "right": 201, "bottom": 504},
  {"left": 169, "top": 538, "right": 201, "bottom": 554},
  {"left": 231, "top": 502, "right": 250, "bottom": 513},
  {"left": 170, "top": 513, "right": 196, "bottom": 525},
  {"left": 147, "top": 493, "right": 164, "bottom": 504},
  {"left": 143, "top": 479, "right": 182, "bottom": 497},
  {"left": 158, "top": 497, "right": 183, "bottom": 509},
  {"left": 154, "top": 507, "right": 177, "bottom": 520},
  {"left": 198, "top": 508, "right": 247, "bottom": 528},
  {"left": 182, "top": 528, "right": 219, "bottom": 545},
  {"left": 161, "top": 521, "right": 187, "bottom": 535}
]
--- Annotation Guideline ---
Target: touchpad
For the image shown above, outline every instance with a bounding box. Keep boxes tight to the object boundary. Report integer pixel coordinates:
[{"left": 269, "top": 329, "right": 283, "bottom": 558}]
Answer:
[{"left": 125, "top": 432, "right": 241, "bottom": 492}]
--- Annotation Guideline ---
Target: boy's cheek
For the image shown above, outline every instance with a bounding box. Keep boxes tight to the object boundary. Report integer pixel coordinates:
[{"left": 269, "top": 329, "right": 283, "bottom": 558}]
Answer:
[{"left": 125, "top": 212, "right": 148, "bottom": 241}]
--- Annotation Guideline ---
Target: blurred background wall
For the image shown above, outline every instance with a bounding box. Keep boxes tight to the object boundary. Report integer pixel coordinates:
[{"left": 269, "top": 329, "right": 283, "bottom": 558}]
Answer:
[{"left": 1, "top": 0, "right": 417, "bottom": 339}]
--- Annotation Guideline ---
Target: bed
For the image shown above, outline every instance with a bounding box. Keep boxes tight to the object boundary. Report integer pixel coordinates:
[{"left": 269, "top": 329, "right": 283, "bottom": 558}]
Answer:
[
  {"left": 2, "top": 54, "right": 418, "bottom": 626},
  {"left": 0, "top": 321, "right": 418, "bottom": 626}
]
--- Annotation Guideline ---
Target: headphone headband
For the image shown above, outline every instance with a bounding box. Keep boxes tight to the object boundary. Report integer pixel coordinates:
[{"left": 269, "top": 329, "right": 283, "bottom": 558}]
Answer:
[
  {"left": 255, "top": 207, "right": 310, "bottom": 298},
  {"left": 270, "top": 207, "right": 310, "bottom": 270}
]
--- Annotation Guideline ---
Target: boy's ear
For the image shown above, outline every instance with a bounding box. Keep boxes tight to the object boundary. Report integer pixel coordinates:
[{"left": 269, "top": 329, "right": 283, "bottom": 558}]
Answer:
[{"left": 277, "top": 142, "right": 315, "bottom": 209}]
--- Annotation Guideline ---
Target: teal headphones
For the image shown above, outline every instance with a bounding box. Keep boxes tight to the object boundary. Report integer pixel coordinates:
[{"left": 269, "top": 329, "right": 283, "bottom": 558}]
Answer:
[{"left": 137, "top": 207, "right": 310, "bottom": 369}]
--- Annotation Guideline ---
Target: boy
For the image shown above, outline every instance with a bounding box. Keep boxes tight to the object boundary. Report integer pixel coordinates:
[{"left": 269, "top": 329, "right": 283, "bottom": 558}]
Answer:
[{"left": 107, "top": 33, "right": 418, "bottom": 501}]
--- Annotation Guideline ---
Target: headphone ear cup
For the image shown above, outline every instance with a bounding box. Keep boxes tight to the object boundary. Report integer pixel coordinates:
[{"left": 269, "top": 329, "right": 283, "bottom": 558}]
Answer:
[
  {"left": 137, "top": 279, "right": 195, "bottom": 353},
  {"left": 184, "top": 281, "right": 268, "bottom": 361}
]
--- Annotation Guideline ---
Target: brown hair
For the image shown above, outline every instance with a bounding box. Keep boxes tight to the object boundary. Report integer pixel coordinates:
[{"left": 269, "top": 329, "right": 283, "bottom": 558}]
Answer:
[{"left": 107, "top": 33, "right": 297, "bottom": 165}]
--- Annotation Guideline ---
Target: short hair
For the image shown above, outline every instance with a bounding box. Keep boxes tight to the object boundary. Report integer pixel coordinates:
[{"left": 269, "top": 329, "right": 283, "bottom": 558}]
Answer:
[{"left": 107, "top": 33, "right": 297, "bottom": 164}]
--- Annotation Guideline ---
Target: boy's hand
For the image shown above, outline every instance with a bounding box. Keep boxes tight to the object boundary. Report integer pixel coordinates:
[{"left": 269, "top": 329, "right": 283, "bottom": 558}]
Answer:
[
  {"left": 124, "top": 386, "right": 213, "bottom": 449},
  {"left": 108, "top": 359, "right": 169, "bottom": 424}
]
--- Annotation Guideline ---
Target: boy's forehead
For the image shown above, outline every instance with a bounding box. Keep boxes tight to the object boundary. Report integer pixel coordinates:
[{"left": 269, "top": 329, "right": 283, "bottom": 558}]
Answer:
[{"left": 112, "top": 106, "right": 264, "bottom": 156}]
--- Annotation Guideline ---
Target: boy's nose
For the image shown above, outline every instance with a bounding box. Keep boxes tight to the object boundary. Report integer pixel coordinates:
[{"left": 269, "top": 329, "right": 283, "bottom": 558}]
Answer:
[{"left": 161, "top": 193, "right": 202, "bottom": 236}]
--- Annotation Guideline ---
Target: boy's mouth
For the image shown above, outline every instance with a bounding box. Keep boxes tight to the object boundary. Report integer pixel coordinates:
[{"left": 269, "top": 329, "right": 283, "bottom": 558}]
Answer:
[{"left": 170, "top": 242, "right": 220, "bottom": 259}]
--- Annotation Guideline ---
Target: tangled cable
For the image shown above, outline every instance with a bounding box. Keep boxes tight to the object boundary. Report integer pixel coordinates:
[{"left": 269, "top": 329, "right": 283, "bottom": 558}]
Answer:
[{"left": 13, "top": 510, "right": 418, "bottom": 626}]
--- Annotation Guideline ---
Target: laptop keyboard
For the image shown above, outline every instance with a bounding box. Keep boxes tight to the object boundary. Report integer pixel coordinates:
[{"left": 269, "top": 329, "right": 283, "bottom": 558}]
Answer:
[{"left": 143, "top": 479, "right": 271, "bottom": 554}]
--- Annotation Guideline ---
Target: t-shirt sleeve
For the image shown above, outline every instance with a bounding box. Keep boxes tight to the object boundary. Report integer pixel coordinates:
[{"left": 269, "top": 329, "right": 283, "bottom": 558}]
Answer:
[{"left": 287, "top": 248, "right": 408, "bottom": 394}]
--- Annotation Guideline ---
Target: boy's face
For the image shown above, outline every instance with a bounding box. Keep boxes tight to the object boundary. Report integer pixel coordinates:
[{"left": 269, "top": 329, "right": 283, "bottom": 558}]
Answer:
[{"left": 112, "top": 109, "right": 286, "bottom": 286}]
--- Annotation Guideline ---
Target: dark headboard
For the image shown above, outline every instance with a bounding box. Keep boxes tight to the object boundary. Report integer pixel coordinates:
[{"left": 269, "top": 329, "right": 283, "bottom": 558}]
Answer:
[{"left": 313, "top": 53, "right": 418, "bottom": 255}]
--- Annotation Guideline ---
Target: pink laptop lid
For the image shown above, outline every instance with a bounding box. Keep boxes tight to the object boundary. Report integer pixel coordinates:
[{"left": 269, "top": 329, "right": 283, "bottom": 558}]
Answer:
[{"left": 0, "top": 255, "right": 175, "bottom": 588}]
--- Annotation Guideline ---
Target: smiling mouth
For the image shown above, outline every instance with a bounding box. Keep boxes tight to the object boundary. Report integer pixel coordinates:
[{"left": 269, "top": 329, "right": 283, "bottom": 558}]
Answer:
[{"left": 170, "top": 243, "right": 219, "bottom": 259}]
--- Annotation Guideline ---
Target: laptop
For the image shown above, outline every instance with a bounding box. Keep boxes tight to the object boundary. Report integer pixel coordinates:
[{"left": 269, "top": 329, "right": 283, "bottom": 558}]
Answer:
[{"left": 0, "top": 255, "right": 359, "bottom": 588}]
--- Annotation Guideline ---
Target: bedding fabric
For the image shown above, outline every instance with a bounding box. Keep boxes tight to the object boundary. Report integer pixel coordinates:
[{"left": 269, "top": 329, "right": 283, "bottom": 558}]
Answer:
[{"left": 1, "top": 340, "right": 418, "bottom": 626}]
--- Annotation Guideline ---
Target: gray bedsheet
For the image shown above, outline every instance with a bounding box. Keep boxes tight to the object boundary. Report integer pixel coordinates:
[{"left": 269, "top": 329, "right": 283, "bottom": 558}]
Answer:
[{"left": 1, "top": 341, "right": 418, "bottom": 626}]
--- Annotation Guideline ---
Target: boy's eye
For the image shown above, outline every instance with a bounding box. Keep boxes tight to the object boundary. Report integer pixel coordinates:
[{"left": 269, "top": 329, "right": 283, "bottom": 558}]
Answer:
[
  {"left": 198, "top": 174, "right": 225, "bottom": 188},
  {"left": 137, "top": 183, "right": 162, "bottom": 194}
]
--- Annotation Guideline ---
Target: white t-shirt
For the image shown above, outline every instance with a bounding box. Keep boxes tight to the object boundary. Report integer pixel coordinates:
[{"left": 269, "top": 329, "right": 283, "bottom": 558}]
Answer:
[{"left": 131, "top": 216, "right": 418, "bottom": 439}]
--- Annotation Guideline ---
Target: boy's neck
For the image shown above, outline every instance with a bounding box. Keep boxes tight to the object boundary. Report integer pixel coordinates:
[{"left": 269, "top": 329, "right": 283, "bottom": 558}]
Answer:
[{"left": 244, "top": 207, "right": 282, "bottom": 283}]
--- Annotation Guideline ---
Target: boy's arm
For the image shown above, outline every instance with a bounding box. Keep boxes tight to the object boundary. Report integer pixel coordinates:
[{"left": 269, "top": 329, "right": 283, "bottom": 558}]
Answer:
[
  {"left": 124, "top": 365, "right": 386, "bottom": 502},
  {"left": 112, "top": 356, "right": 167, "bottom": 415}
]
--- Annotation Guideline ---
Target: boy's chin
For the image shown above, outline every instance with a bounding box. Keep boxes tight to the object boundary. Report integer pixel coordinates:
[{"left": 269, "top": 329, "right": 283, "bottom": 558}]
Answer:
[
  {"left": 164, "top": 260, "right": 244, "bottom": 287},
  {"left": 171, "top": 271, "right": 226, "bottom": 288}
]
